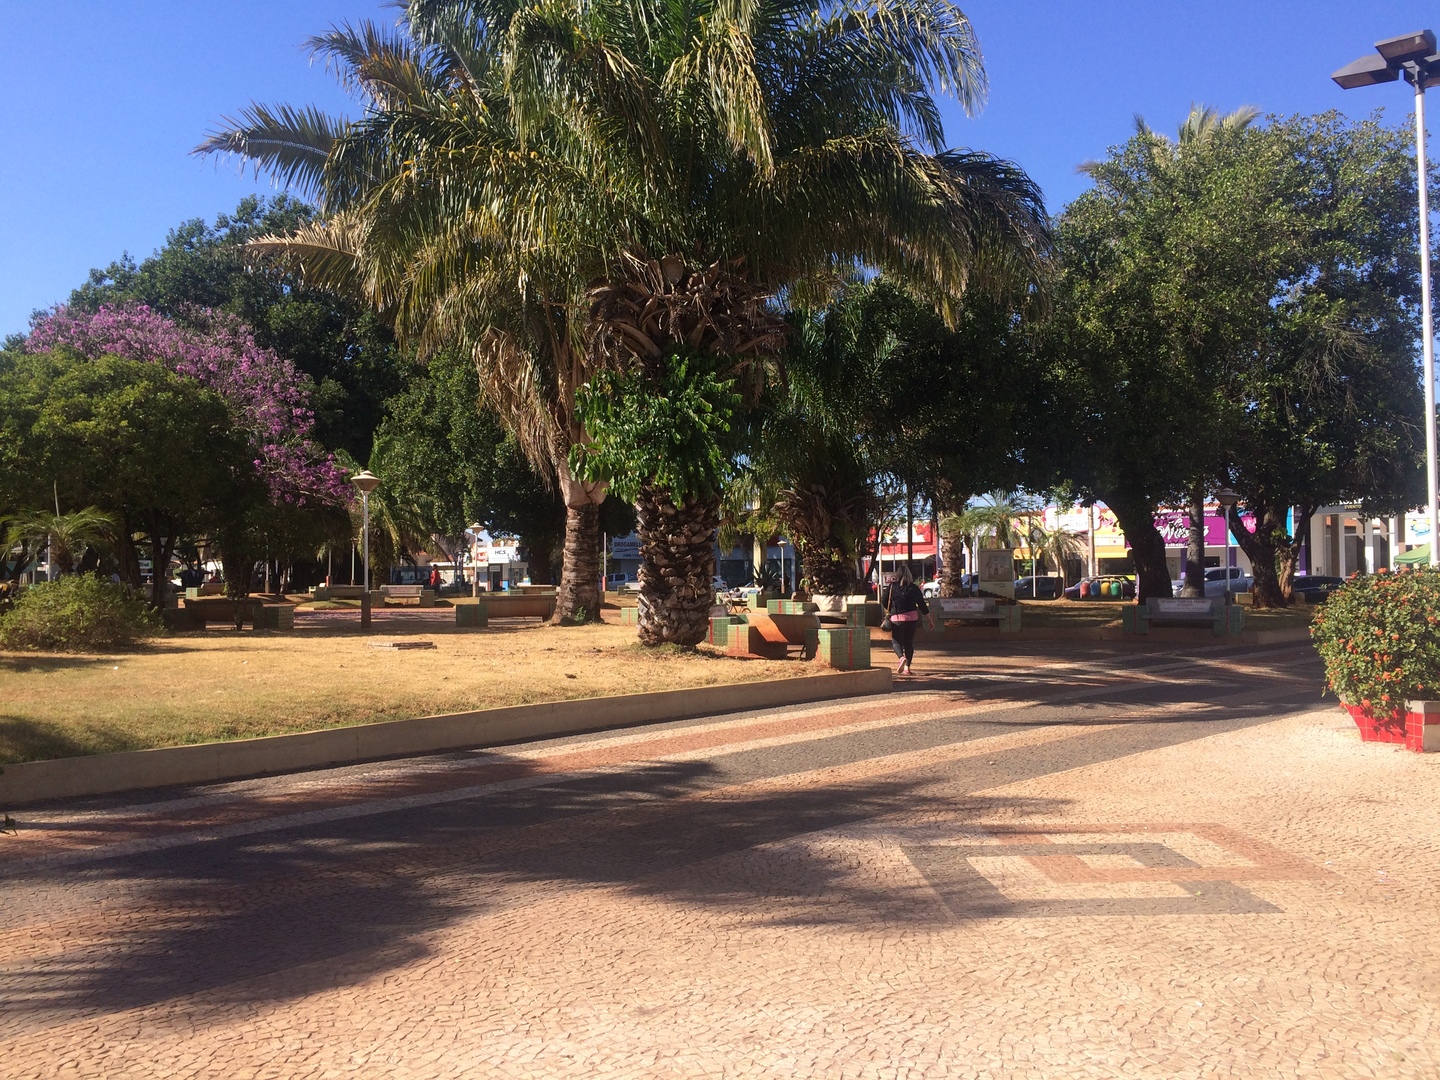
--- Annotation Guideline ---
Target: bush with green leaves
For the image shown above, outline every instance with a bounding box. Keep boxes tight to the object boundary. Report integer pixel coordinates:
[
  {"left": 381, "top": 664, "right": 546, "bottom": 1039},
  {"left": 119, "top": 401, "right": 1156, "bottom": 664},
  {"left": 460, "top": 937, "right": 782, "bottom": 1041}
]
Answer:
[
  {"left": 1310, "top": 567, "right": 1440, "bottom": 719},
  {"left": 0, "top": 575, "right": 162, "bottom": 652}
]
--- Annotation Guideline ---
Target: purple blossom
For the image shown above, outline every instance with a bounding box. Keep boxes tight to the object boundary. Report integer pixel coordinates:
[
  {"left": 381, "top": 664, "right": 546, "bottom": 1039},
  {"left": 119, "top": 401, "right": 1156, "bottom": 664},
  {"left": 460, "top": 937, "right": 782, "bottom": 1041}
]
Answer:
[{"left": 28, "top": 303, "right": 352, "bottom": 506}]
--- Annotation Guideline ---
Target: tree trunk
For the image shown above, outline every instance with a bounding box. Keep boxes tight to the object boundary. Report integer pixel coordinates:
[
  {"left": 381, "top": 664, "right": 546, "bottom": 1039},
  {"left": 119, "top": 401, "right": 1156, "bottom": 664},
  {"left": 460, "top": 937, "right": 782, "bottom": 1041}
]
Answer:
[
  {"left": 940, "top": 529, "right": 965, "bottom": 598},
  {"left": 524, "top": 544, "right": 556, "bottom": 585},
  {"left": 554, "top": 504, "right": 602, "bottom": 623},
  {"left": 1226, "top": 501, "right": 1308, "bottom": 609},
  {"left": 1104, "top": 493, "right": 1173, "bottom": 602},
  {"left": 1181, "top": 489, "right": 1206, "bottom": 597},
  {"left": 635, "top": 483, "right": 719, "bottom": 648},
  {"left": 114, "top": 517, "right": 144, "bottom": 592}
]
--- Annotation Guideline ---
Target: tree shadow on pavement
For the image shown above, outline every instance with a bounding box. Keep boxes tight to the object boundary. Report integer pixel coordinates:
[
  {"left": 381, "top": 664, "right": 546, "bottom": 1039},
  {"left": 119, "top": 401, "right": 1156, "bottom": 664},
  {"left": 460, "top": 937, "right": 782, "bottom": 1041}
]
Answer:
[{"left": 6, "top": 682, "right": 1312, "bottom": 1029}]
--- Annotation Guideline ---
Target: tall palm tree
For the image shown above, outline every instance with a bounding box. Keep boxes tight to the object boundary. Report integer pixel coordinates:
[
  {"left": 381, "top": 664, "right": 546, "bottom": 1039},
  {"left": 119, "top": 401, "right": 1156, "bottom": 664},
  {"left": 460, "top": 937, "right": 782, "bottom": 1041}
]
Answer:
[
  {"left": 506, "top": 0, "right": 1051, "bottom": 642},
  {"left": 198, "top": 13, "right": 610, "bottom": 622},
  {"left": 201, "top": 0, "right": 1051, "bottom": 644}
]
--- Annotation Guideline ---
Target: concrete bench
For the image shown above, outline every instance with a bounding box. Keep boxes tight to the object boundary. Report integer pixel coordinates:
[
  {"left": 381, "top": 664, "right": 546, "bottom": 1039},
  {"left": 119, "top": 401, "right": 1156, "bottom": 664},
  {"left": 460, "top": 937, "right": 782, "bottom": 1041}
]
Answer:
[
  {"left": 454, "top": 592, "right": 557, "bottom": 627},
  {"left": 379, "top": 584, "right": 436, "bottom": 607},
  {"left": 182, "top": 597, "right": 293, "bottom": 630},
  {"left": 1122, "top": 596, "right": 1243, "bottom": 636},
  {"left": 709, "top": 610, "right": 819, "bottom": 659},
  {"left": 309, "top": 584, "right": 367, "bottom": 601},
  {"left": 931, "top": 597, "right": 1021, "bottom": 633}
]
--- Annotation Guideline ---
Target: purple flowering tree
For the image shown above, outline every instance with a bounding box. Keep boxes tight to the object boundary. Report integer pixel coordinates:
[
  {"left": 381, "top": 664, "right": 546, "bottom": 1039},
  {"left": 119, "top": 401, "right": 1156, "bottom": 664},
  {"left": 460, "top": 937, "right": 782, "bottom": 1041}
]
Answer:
[
  {"left": 27, "top": 304, "right": 353, "bottom": 600},
  {"left": 28, "top": 303, "right": 351, "bottom": 506}
]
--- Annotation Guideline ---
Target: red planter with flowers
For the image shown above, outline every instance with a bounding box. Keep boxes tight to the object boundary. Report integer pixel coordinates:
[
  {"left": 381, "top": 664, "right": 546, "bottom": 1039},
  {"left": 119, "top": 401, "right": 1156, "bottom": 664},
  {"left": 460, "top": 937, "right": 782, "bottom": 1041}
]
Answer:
[
  {"left": 1340, "top": 701, "right": 1440, "bottom": 750},
  {"left": 1312, "top": 567, "right": 1440, "bottom": 753}
]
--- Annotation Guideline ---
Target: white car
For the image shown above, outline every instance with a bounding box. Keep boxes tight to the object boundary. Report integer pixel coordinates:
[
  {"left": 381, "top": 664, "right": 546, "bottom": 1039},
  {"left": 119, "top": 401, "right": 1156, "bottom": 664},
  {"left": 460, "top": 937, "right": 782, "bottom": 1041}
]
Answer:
[{"left": 921, "top": 580, "right": 941, "bottom": 598}]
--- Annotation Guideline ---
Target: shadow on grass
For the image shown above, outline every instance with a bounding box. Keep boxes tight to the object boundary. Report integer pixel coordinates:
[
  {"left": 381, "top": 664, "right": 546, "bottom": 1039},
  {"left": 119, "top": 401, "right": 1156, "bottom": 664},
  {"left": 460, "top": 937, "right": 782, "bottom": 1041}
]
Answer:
[{"left": 0, "top": 713, "right": 139, "bottom": 765}]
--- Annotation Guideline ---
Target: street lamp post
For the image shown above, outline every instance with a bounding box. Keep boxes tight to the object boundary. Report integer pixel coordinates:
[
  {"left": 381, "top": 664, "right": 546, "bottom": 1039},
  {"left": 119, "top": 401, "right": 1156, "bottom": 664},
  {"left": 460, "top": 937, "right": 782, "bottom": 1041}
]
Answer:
[
  {"left": 778, "top": 538, "right": 787, "bottom": 595},
  {"left": 469, "top": 523, "right": 483, "bottom": 597},
  {"left": 1334, "top": 31, "right": 1440, "bottom": 566},
  {"left": 1216, "top": 488, "right": 1239, "bottom": 605},
  {"left": 350, "top": 469, "right": 380, "bottom": 629}
]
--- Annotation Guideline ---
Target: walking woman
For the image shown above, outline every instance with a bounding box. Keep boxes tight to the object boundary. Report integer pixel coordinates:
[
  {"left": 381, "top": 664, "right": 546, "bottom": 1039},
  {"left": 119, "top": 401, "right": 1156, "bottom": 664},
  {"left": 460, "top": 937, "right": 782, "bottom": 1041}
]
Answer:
[{"left": 884, "top": 564, "right": 934, "bottom": 676}]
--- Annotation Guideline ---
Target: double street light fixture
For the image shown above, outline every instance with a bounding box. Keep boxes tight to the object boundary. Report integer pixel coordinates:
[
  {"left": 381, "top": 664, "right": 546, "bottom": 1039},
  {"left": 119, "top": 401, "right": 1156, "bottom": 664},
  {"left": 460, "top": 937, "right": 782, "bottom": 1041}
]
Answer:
[
  {"left": 1334, "top": 31, "right": 1440, "bottom": 566},
  {"left": 350, "top": 469, "right": 380, "bottom": 628}
]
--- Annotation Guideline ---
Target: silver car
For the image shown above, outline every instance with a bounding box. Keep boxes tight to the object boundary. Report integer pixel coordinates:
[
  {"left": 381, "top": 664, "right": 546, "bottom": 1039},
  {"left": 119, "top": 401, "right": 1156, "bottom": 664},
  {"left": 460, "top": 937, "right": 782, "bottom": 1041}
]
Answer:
[{"left": 1171, "top": 567, "right": 1252, "bottom": 596}]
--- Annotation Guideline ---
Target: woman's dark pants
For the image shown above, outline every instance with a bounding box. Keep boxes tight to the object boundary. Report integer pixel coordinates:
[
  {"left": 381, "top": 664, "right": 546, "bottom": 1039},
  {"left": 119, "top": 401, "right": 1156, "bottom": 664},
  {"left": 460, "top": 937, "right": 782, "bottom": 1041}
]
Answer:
[{"left": 890, "top": 620, "right": 918, "bottom": 665}]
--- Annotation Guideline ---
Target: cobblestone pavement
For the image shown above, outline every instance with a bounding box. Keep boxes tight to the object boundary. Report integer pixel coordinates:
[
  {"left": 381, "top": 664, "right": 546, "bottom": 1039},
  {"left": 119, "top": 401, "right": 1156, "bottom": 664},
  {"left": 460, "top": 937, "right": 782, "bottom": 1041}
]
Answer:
[{"left": 3, "top": 641, "right": 1438, "bottom": 1078}]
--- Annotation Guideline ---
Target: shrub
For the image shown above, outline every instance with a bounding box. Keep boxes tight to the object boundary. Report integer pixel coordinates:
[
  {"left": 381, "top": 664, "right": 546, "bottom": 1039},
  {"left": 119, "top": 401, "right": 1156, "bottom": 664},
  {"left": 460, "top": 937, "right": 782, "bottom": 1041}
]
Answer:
[
  {"left": 0, "top": 575, "right": 161, "bottom": 652},
  {"left": 1310, "top": 567, "right": 1440, "bottom": 720}
]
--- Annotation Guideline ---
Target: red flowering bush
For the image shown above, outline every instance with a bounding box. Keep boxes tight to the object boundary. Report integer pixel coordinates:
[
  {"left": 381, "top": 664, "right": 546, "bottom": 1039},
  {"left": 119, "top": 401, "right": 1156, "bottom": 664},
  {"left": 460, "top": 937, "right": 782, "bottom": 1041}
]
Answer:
[{"left": 1311, "top": 566, "right": 1440, "bottom": 720}]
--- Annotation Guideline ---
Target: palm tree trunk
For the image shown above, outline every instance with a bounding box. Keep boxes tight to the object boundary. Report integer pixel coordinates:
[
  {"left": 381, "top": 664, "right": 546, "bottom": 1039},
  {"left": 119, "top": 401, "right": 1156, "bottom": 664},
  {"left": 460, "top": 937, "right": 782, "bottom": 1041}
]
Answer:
[
  {"left": 940, "top": 530, "right": 965, "bottom": 598},
  {"left": 555, "top": 504, "right": 602, "bottom": 623},
  {"left": 798, "top": 542, "right": 852, "bottom": 595},
  {"left": 635, "top": 482, "right": 719, "bottom": 647}
]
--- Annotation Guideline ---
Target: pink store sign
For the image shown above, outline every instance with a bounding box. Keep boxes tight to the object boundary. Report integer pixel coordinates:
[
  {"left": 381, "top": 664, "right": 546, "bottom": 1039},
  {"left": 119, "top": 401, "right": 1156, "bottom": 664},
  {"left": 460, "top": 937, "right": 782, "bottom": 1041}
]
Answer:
[{"left": 1150, "top": 510, "right": 1254, "bottom": 547}]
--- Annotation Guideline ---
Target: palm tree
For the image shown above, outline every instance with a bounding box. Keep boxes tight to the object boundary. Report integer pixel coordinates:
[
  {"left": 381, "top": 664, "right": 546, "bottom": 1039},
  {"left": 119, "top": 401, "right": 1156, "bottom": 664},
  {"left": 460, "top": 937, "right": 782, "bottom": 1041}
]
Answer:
[
  {"left": 5, "top": 507, "right": 114, "bottom": 577},
  {"left": 1025, "top": 522, "right": 1087, "bottom": 591},
  {"left": 198, "top": 14, "right": 609, "bottom": 623},
  {"left": 201, "top": 0, "right": 1051, "bottom": 645}
]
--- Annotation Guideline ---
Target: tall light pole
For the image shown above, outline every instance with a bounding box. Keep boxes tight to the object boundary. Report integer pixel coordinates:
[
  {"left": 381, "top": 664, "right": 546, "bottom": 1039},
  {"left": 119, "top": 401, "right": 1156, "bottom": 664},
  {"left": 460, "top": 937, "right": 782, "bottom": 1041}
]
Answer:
[
  {"left": 469, "top": 523, "right": 483, "bottom": 597},
  {"left": 1216, "top": 488, "right": 1239, "bottom": 604},
  {"left": 1334, "top": 31, "right": 1440, "bottom": 565},
  {"left": 351, "top": 469, "right": 380, "bottom": 629}
]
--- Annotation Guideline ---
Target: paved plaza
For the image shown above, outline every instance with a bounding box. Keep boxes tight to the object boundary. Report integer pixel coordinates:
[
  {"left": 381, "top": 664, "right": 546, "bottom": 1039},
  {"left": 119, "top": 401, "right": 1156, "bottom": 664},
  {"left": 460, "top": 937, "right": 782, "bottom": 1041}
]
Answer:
[{"left": 3, "top": 641, "right": 1438, "bottom": 1078}]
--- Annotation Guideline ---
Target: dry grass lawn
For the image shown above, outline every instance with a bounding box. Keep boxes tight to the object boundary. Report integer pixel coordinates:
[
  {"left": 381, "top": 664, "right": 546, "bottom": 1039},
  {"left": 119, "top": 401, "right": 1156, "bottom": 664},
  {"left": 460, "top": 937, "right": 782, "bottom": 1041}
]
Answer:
[{"left": 0, "top": 618, "right": 804, "bottom": 765}]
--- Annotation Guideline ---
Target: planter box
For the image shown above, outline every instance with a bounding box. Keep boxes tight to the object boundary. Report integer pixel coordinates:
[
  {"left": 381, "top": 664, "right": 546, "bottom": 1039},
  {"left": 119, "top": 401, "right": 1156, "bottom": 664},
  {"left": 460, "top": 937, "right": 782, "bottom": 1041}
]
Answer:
[
  {"left": 816, "top": 627, "right": 870, "bottom": 670},
  {"left": 1344, "top": 700, "right": 1440, "bottom": 752}
]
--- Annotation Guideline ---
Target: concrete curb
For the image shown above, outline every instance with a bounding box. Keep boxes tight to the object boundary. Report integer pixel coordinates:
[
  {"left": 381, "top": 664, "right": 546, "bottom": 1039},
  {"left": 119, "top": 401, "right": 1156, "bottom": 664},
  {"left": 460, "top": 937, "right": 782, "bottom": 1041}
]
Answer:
[{"left": 0, "top": 667, "right": 891, "bottom": 807}]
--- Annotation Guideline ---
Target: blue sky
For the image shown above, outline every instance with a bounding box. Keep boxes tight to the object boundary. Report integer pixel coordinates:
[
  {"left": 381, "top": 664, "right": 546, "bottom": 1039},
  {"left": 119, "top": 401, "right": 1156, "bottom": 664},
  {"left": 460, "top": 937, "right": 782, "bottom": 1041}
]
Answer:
[{"left": 1, "top": 0, "right": 1437, "bottom": 337}]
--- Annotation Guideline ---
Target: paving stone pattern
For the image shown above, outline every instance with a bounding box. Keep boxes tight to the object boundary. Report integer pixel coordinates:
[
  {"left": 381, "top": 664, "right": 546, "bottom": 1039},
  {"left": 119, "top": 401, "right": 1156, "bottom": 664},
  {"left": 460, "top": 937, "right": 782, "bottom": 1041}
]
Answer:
[{"left": 2, "top": 641, "right": 1438, "bottom": 1078}]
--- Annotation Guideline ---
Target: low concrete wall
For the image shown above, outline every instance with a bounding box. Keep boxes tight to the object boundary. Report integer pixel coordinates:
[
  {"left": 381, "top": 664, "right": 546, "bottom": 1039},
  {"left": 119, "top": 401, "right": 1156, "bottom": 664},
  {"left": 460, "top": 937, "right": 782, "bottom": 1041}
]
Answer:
[{"left": 0, "top": 666, "right": 891, "bottom": 806}]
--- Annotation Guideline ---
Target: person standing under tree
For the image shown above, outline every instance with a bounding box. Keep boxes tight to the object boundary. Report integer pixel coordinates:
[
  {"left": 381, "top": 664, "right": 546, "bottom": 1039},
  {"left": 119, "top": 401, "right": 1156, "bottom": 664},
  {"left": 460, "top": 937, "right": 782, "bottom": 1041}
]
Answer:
[{"left": 884, "top": 564, "right": 933, "bottom": 676}]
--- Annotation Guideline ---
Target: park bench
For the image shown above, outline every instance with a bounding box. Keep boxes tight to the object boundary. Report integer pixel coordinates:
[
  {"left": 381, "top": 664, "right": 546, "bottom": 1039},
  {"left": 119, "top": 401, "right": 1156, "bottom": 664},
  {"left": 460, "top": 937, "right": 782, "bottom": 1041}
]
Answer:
[
  {"left": 454, "top": 591, "right": 558, "bottom": 627},
  {"left": 308, "top": 584, "right": 367, "bottom": 602},
  {"left": 1122, "top": 596, "right": 1243, "bottom": 636},
  {"left": 931, "top": 596, "right": 1022, "bottom": 633},
  {"left": 379, "top": 584, "right": 436, "bottom": 607},
  {"left": 181, "top": 596, "right": 294, "bottom": 631},
  {"left": 708, "top": 601, "right": 820, "bottom": 659}
]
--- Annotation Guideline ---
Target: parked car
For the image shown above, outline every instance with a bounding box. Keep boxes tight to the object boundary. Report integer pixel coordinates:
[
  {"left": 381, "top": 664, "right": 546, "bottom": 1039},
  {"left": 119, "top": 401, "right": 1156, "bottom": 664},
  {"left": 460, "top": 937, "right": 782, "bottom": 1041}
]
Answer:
[
  {"left": 919, "top": 574, "right": 976, "bottom": 599},
  {"left": 1013, "top": 575, "right": 1062, "bottom": 600},
  {"left": 1291, "top": 574, "right": 1345, "bottom": 603},
  {"left": 605, "top": 572, "right": 632, "bottom": 590},
  {"left": 1167, "top": 566, "right": 1252, "bottom": 597},
  {"left": 1063, "top": 575, "right": 1135, "bottom": 600}
]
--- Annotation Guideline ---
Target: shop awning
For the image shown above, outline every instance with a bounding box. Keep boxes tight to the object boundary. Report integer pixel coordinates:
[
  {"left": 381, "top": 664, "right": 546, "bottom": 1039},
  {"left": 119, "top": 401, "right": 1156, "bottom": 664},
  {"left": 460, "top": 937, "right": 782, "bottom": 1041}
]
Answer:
[{"left": 1396, "top": 543, "right": 1431, "bottom": 566}]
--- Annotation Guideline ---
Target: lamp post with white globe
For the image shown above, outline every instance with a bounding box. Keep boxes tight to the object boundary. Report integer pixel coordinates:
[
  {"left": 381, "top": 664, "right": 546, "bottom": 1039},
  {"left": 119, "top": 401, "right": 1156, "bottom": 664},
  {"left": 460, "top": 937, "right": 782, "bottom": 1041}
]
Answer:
[{"left": 351, "top": 469, "right": 380, "bottom": 628}]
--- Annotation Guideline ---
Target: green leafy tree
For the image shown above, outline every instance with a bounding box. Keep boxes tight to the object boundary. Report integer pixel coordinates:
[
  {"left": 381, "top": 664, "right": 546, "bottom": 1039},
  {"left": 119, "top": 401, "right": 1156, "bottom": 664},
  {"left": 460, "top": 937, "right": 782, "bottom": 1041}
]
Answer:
[
  {"left": 68, "top": 195, "right": 411, "bottom": 462},
  {"left": 370, "top": 352, "right": 570, "bottom": 584},
  {"left": 1041, "top": 107, "right": 1425, "bottom": 604},
  {"left": 0, "top": 350, "right": 253, "bottom": 605}
]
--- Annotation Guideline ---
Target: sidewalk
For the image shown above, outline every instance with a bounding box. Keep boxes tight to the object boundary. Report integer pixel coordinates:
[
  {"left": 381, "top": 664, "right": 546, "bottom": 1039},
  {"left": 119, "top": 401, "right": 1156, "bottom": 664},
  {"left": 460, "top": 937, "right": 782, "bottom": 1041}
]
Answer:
[{"left": 2, "top": 641, "right": 1436, "bottom": 1079}]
